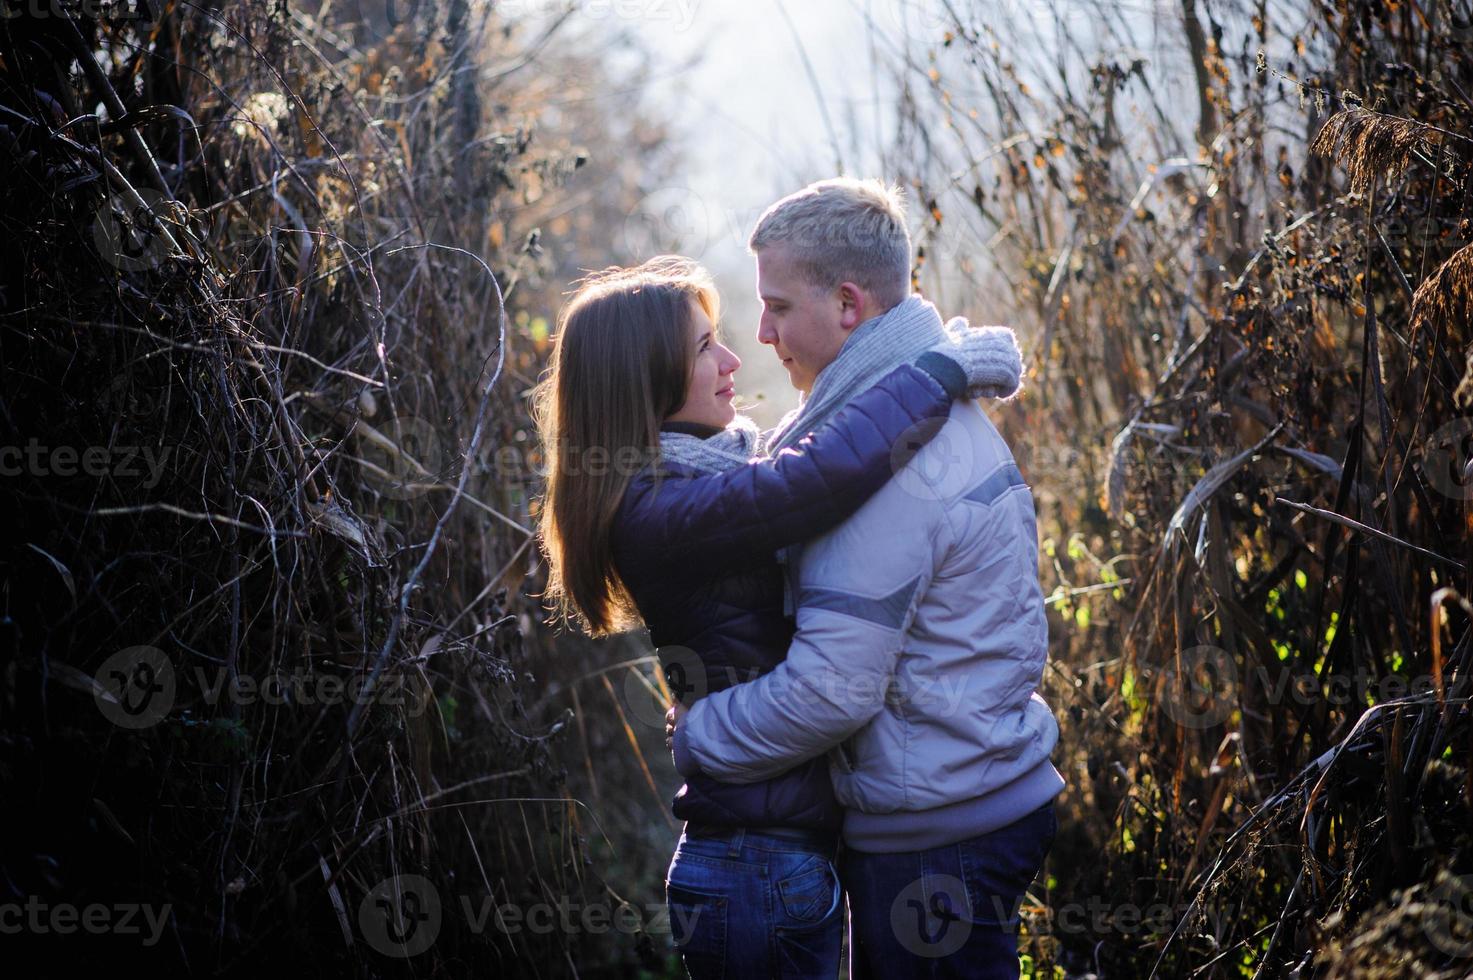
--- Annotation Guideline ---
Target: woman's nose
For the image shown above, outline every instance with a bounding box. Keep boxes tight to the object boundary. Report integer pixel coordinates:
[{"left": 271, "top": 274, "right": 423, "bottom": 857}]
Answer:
[{"left": 719, "top": 345, "right": 741, "bottom": 374}]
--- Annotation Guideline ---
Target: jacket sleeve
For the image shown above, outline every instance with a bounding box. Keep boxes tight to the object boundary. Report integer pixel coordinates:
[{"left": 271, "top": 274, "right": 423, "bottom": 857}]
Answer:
[
  {"left": 672, "top": 473, "right": 948, "bottom": 782},
  {"left": 635, "top": 360, "right": 963, "bottom": 569}
]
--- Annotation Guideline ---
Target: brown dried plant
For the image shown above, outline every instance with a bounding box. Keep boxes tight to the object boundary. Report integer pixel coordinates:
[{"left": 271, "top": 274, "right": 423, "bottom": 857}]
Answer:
[{"left": 1310, "top": 106, "right": 1436, "bottom": 194}]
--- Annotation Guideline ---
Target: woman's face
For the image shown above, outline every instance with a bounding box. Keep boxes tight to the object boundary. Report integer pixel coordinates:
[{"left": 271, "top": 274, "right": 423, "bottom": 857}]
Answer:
[{"left": 665, "top": 299, "right": 741, "bottom": 429}]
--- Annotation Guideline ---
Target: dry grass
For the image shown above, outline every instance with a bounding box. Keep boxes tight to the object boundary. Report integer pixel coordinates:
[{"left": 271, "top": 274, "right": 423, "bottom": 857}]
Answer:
[
  {"left": 8, "top": 0, "right": 1473, "bottom": 976},
  {"left": 0, "top": 1, "right": 681, "bottom": 975},
  {"left": 894, "top": 0, "right": 1473, "bottom": 975},
  {"left": 1414, "top": 243, "right": 1473, "bottom": 408},
  {"left": 1310, "top": 106, "right": 1433, "bottom": 195}
]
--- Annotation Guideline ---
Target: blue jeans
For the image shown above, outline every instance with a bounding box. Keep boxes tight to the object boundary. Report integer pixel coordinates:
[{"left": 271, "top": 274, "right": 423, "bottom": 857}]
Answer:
[
  {"left": 665, "top": 825, "right": 845, "bottom": 980},
  {"left": 839, "top": 802, "right": 1057, "bottom": 980}
]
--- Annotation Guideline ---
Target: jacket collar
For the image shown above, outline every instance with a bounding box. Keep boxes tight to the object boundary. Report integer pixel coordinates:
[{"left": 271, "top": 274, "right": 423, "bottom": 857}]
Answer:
[{"left": 660, "top": 419, "right": 725, "bottom": 440}]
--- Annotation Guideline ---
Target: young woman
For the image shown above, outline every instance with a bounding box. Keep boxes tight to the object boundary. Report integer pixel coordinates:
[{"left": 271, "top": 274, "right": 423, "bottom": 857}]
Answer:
[{"left": 533, "top": 256, "right": 1006, "bottom": 979}]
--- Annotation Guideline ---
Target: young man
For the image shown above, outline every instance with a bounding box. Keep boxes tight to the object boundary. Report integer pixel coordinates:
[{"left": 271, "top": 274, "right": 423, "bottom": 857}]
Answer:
[{"left": 668, "top": 177, "right": 1065, "bottom": 979}]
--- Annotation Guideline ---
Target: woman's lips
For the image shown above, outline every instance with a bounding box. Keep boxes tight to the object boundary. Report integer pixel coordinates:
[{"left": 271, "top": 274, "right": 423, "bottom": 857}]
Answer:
[{"left": 717, "top": 386, "right": 735, "bottom": 398}]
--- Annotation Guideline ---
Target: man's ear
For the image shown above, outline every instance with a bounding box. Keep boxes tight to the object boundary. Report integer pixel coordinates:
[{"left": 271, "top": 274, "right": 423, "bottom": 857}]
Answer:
[{"left": 837, "top": 282, "right": 868, "bottom": 331}]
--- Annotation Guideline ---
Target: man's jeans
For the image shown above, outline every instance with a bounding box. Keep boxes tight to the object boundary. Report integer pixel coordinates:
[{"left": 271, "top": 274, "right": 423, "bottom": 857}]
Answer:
[
  {"left": 666, "top": 825, "right": 845, "bottom": 980},
  {"left": 840, "top": 802, "right": 1057, "bottom": 980}
]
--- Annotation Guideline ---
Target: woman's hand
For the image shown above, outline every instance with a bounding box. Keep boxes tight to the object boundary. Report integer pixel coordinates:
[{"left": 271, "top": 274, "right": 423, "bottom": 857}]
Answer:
[
  {"left": 924, "top": 319, "right": 1024, "bottom": 400},
  {"left": 664, "top": 701, "right": 689, "bottom": 751}
]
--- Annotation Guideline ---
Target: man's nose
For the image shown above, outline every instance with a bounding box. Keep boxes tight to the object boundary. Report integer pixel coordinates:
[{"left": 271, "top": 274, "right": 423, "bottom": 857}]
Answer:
[{"left": 756, "top": 314, "right": 777, "bottom": 347}]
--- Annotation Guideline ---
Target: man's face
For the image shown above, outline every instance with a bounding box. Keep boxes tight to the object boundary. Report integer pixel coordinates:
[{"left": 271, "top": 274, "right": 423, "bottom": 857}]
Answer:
[{"left": 754, "top": 246, "right": 850, "bottom": 394}]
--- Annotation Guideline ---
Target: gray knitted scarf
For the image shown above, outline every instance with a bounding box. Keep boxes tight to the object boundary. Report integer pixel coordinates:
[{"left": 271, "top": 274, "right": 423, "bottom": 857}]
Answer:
[
  {"left": 767, "top": 294, "right": 950, "bottom": 453},
  {"left": 765, "top": 294, "right": 961, "bottom": 613},
  {"left": 656, "top": 413, "right": 762, "bottom": 475},
  {"left": 653, "top": 293, "right": 1010, "bottom": 603},
  {"left": 655, "top": 294, "right": 977, "bottom": 476}
]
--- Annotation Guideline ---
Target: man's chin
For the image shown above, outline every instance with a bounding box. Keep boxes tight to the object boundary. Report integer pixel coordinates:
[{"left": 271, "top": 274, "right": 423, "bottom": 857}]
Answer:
[{"left": 781, "top": 362, "right": 811, "bottom": 393}]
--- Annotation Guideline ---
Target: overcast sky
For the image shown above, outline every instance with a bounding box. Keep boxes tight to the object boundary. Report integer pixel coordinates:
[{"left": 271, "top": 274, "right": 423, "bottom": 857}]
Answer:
[
  {"left": 608, "top": 0, "right": 932, "bottom": 424},
  {"left": 516, "top": 0, "right": 1201, "bottom": 422}
]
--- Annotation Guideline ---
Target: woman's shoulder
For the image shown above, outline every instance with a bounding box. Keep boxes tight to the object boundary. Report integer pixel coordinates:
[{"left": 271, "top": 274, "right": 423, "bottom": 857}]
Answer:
[
  {"left": 611, "top": 465, "right": 679, "bottom": 546},
  {"left": 610, "top": 464, "right": 699, "bottom": 592},
  {"left": 612, "top": 460, "right": 721, "bottom": 566},
  {"left": 615, "top": 462, "right": 701, "bottom": 524}
]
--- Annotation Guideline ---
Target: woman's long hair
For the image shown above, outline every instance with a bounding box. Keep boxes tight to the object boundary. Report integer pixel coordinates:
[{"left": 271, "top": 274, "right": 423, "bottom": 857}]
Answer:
[{"left": 532, "top": 256, "right": 721, "bottom": 636}]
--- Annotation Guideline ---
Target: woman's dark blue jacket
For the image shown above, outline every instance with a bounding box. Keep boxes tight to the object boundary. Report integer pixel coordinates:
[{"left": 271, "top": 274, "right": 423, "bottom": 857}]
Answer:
[{"left": 609, "top": 355, "right": 966, "bottom": 831}]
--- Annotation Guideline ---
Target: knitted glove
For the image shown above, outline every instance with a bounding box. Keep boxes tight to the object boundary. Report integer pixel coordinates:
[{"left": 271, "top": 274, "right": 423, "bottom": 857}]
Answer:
[{"left": 913, "top": 317, "right": 1025, "bottom": 401}]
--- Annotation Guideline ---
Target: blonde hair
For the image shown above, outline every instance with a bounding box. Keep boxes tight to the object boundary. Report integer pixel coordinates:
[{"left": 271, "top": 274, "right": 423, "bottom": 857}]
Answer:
[
  {"left": 748, "top": 177, "right": 912, "bottom": 309},
  {"left": 531, "top": 256, "right": 721, "bottom": 636}
]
